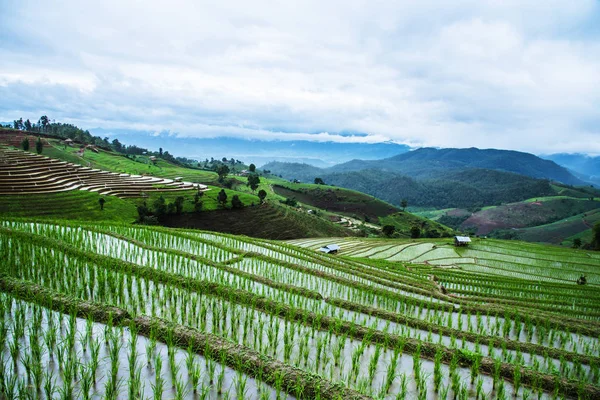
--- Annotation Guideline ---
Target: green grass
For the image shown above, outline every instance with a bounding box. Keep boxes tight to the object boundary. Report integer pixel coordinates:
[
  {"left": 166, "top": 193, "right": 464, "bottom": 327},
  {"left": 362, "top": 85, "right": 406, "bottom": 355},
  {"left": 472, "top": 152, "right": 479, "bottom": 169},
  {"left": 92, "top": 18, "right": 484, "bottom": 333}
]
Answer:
[
  {"left": 271, "top": 180, "right": 400, "bottom": 221},
  {"left": 133, "top": 186, "right": 260, "bottom": 212},
  {"left": 0, "top": 191, "right": 137, "bottom": 223},
  {"left": 516, "top": 208, "right": 600, "bottom": 245},
  {"left": 44, "top": 141, "right": 220, "bottom": 184},
  {"left": 378, "top": 212, "right": 454, "bottom": 238}
]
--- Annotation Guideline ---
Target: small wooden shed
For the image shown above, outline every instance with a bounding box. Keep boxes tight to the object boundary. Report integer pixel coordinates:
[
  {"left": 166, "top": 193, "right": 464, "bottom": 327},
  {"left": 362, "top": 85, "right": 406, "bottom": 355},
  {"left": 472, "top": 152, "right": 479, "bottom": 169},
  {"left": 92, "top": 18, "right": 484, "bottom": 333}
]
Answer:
[
  {"left": 319, "top": 244, "right": 340, "bottom": 254},
  {"left": 454, "top": 236, "right": 471, "bottom": 247}
]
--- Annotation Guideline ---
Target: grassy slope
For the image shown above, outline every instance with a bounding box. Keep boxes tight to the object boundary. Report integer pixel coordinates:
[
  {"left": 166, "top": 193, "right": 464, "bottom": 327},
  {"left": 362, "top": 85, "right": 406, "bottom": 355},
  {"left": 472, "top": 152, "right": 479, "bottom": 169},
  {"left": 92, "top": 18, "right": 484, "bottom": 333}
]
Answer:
[
  {"left": 44, "top": 143, "right": 220, "bottom": 184},
  {"left": 1, "top": 141, "right": 356, "bottom": 238},
  {"left": 461, "top": 197, "right": 600, "bottom": 235},
  {"left": 379, "top": 211, "right": 455, "bottom": 237},
  {"left": 272, "top": 181, "right": 400, "bottom": 221},
  {"left": 516, "top": 208, "right": 600, "bottom": 245},
  {"left": 0, "top": 191, "right": 137, "bottom": 223},
  {"left": 133, "top": 187, "right": 259, "bottom": 212},
  {"left": 162, "top": 202, "right": 356, "bottom": 240}
]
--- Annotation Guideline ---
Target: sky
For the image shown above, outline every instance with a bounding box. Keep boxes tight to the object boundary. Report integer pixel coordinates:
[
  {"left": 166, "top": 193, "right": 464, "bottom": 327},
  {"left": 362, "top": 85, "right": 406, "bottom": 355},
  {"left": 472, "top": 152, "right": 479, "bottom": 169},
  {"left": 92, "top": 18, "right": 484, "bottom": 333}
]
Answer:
[{"left": 1, "top": 0, "right": 600, "bottom": 156}]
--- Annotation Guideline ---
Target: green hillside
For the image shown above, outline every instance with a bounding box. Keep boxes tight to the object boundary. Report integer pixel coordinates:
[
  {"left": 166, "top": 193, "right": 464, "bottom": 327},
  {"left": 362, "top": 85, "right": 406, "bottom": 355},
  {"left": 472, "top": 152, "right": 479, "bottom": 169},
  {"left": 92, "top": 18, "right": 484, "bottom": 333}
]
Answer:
[
  {"left": 461, "top": 197, "right": 600, "bottom": 235},
  {"left": 379, "top": 211, "right": 454, "bottom": 238},
  {"left": 272, "top": 182, "right": 400, "bottom": 221},
  {"left": 0, "top": 191, "right": 137, "bottom": 223},
  {"left": 0, "top": 137, "right": 359, "bottom": 239},
  {"left": 515, "top": 208, "right": 600, "bottom": 245}
]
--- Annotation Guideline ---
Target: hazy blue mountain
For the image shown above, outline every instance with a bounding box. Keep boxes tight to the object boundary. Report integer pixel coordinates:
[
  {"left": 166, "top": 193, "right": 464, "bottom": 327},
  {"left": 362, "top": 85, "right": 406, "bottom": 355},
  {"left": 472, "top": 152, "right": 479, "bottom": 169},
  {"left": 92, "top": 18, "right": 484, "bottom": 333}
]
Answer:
[
  {"left": 88, "top": 128, "right": 410, "bottom": 167},
  {"left": 266, "top": 147, "right": 584, "bottom": 185},
  {"left": 328, "top": 148, "right": 584, "bottom": 184},
  {"left": 543, "top": 153, "right": 600, "bottom": 184},
  {"left": 264, "top": 146, "right": 585, "bottom": 208}
]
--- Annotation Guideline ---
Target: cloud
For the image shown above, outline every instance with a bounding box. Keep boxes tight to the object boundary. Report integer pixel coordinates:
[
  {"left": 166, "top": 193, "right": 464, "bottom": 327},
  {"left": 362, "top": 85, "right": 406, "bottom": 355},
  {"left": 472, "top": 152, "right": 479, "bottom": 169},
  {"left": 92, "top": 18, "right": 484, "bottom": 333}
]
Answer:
[{"left": 1, "top": 0, "right": 599, "bottom": 155}]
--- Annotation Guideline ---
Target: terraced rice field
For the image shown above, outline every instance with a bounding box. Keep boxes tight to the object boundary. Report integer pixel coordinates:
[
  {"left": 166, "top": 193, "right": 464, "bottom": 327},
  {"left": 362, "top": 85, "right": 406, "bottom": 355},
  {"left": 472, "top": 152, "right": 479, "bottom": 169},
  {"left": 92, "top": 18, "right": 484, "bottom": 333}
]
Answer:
[
  {"left": 0, "top": 148, "right": 207, "bottom": 198},
  {"left": 0, "top": 222, "right": 599, "bottom": 399}
]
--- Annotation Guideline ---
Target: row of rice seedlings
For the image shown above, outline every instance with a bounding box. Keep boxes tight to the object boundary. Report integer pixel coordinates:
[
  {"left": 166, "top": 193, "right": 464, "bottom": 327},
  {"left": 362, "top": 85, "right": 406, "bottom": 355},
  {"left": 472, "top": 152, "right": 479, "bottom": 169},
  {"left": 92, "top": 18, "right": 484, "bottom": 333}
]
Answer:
[
  {"left": 0, "top": 238, "right": 534, "bottom": 398},
  {"left": 1, "top": 223, "right": 596, "bottom": 396},
  {"left": 3, "top": 229, "right": 595, "bottom": 381},
  {"left": 4, "top": 226, "right": 597, "bottom": 383},
  {"left": 0, "top": 293, "right": 286, "bottom": 399},
  {"left": 9, "top": 265, "right": 576, "bottom": 398},
  {"left": 369, "top": 291, "right": 598, "bottom": 354},
  {"left": 0, "top": 231, "right": 323, "bottom": 312},
  {"left": 229, "top": 257, "right": 440, "bottom": 305}
]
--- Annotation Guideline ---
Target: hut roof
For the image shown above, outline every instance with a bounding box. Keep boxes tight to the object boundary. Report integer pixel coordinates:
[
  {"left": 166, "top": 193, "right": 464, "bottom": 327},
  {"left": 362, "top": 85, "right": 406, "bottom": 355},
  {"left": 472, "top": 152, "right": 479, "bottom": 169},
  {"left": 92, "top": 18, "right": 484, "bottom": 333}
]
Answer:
[{"left": 454, "top": 236, "right": 471, "bottom": 243}]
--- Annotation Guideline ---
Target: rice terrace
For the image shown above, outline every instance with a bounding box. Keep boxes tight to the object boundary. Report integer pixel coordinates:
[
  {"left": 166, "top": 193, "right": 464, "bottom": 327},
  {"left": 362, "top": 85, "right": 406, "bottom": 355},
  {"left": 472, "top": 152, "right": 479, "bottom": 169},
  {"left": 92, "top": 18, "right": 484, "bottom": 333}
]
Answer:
[
  {"left": 0, "top": 218, "right": 599, "bottom": 399},
  {"left": 2, "top": 2, "right": 600, "bottom": 399}
]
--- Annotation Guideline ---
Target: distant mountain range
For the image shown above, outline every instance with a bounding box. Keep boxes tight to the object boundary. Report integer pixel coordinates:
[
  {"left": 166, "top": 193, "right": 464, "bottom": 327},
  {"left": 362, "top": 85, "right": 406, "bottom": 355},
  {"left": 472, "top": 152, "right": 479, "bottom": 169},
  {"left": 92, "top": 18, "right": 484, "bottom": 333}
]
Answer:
[
  {"left": 263, "top": 147, "right": 587, "bottom": 208},
  {"left": 542, "top": 153, "right": 600, "bottom": 185},
  {"left": 87, "top": 129, "right": 411, "bottom": 167}
]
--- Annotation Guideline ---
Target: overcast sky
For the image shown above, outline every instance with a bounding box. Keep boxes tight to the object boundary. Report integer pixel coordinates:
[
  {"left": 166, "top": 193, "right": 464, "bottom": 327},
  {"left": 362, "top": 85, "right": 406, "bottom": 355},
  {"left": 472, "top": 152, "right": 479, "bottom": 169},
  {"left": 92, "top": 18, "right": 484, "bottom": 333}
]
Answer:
[{"left": 1, "top": 0, "right": 599, "bottom": 155}]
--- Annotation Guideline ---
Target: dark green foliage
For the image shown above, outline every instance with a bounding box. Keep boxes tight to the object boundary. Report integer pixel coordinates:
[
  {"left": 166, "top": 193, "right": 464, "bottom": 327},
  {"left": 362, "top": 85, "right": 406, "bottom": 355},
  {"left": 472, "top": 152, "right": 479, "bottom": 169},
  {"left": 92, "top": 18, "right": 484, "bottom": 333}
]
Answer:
[
  {"left": 592, "top": 222, "right": 600, "bottom": 250},
  {"left": 400, "top": 199, "right": 408, "bottom": 210},
  {"left": 217, "top": 189, "right": 228, "bottom": 207},
  {"left": 410, "top": 226, "right": 421, "bottom": 238},
  {"left": 248, "top": 163, "right": 256, "bottom": 172},
  {"left": 21, "top": 137, "right": 29, "bottom": 151},
  {"left": 314, "top": 177, "right": 325, "bottom": 185},
  {"left": 152, "top": 196, "right": 167, "bottom": 217},
  {"left": 247, "top": 174, "right": 260, "bottom": 192},
  {"left": 382, "top": 225, "right": 395, "bottom": 237},
  {"left": 216, "top": 165, "right": 230, "bottom": 182},
  {"left": 231, "top": 195, "right": 243, "bottom": 209},
  {"left": 258, "top": 189, "right": 267, "bottom": 203},
  {"left": 136, "top": 202, "right": 150, "bottom": 222},
  {"left": 174, "top": 196, "right": 185, "bottom": 214},
  {"left": 35, "top": 137, "right": 43, "bottom": 154},
  {"left": 280, "top": 197, "right": 297, "bottom": 207},
  {"left": 98, "top": 198, "right": 105, "bottom": 210}
]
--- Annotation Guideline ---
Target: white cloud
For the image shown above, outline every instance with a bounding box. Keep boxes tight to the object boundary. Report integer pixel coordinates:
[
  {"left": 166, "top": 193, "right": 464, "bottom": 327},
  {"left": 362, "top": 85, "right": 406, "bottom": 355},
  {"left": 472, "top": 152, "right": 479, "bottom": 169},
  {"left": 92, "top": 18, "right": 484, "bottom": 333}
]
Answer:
[{"left": 0, "top": 0, "right": 599, "bottom": 154}]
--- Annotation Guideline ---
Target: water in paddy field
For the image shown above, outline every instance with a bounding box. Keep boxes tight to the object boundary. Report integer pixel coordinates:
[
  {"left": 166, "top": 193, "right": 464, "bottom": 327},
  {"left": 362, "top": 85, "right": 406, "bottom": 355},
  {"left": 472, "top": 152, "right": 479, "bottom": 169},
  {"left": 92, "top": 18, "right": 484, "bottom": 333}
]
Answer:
[
  {"left": 0, "top": 297, "right": 293, "bottom": 400},
  {"left": 1, "top": 221, "right": 594, "bottom": 399}
]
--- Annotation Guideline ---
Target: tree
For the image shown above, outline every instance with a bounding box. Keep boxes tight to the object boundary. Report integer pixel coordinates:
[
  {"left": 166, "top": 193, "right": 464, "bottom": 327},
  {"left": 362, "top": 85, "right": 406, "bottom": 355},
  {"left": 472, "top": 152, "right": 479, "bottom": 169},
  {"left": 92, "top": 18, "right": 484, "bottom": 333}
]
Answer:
[
  {"left": 247, "top": 174, "right": 260, "bottom": 192},
  {"left": 35, "top": 137, "right": 43, "bottom": 154},
  {"left": 194, "top": 200, "right": 203, "bottom": 213},
  {"left": 152, "top": 195, "right": 167, "bottom": 217},
  {"left": 592, "top": 222, "right": 600, "bottom": 250},
  {"left": 410, "top": 226, "right": 421, "bottom": 239},
  {"left": 382, "top": 225, "right": 396, "bottom": 237},
  {"left": 217, "top": 189, "right": 228, "bottom": 207},
  {"left": 258, "top": 189, "right": 267, "bottom": 203},
  {"left": 39, "top": 115, "right": 49, "bottom": 132},
  {"left": 159, "top": 147, "right": 163, "bottom": 156},
  {"left": 136, "top": 202, "right": 150, "bottom": 222},
  {"left": 216, "top": 165, "right": 230, "bottom": 182},
  {"left": 21, "top": 137, "right": 30, "bottom": 151},
  {"left": 112, "top": 139, "right": 123, "bottom": 153},
  {"left": 24, "top": 119, "right": 33, "bottom": 131},
  {"left": 174, "top": 196, "right": 185, "bottom": 214},
  {"left": 401, "top": 199, "right": 408, "bottom": 211},
  {"left": 98, "top": 197, "right": 106, "bottom": 210},
  {"left": 249, "top": 163, "right": 256, "bottom": 173},
  {"left": 231, "top": 195, "right": 243, "bottom": 209},
  {"left": 314, "top": 177, "right": 325, "bottom": 185},
  {"left": 572, "top": 238, "right": 582, "bottom": 249}
]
